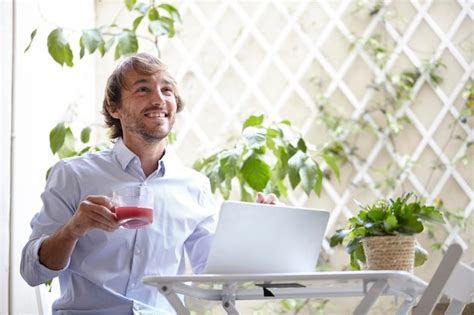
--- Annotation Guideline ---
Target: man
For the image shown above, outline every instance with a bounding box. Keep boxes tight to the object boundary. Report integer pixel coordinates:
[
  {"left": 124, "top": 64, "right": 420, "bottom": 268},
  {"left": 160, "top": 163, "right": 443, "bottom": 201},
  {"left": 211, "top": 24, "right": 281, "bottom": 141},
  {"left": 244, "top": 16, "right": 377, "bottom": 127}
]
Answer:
[{"left": 20, "top": 52, "right": 278, "bottom": 314}]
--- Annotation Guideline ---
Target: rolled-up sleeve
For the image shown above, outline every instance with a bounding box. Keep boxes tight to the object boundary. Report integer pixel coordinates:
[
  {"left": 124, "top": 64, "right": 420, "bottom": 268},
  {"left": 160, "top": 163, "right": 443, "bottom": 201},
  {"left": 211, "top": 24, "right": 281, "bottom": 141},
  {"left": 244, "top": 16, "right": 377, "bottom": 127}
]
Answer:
[
  {"left": 20, "top": 160, "right": 79, "bottom": 286},
  {"left": 184, "top": 179, "right": 218, "bottom": 274}
]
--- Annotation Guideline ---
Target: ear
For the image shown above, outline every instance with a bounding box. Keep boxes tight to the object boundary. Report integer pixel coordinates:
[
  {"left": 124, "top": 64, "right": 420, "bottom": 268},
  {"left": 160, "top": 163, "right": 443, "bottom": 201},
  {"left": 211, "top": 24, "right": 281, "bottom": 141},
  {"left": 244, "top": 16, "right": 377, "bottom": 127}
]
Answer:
[{"left": 107, "top": 103, "right": 121, "bottom": 119}]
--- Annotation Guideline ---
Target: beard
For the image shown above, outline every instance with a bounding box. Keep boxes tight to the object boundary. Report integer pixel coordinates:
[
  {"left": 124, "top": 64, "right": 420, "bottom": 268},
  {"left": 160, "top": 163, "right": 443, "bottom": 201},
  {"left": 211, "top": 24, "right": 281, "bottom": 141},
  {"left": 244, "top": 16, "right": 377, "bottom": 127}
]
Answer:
[{"left": 121, "top": 107, "right": 175, "bottom": 145}]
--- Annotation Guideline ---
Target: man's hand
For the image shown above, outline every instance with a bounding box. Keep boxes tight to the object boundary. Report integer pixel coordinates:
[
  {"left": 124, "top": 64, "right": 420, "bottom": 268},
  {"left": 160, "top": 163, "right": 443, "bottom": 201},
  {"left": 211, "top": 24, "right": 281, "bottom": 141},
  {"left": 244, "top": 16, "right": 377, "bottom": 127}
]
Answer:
[
  {"left": 66, "top": 195, "right": 119, "bottom": 239},
  {"left": 255, "top": 192, "right": 283, "bottom": 205},
  {"left": 39, "top": 195, "right": 118, "bottom": 270}
]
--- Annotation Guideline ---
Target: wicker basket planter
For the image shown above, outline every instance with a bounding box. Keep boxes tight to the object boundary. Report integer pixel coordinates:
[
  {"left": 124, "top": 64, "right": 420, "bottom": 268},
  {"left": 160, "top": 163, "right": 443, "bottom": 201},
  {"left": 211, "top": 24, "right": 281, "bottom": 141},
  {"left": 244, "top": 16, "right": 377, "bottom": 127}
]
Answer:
[{"left": 362, "top": 235, "right": 416, "bottom": 272}]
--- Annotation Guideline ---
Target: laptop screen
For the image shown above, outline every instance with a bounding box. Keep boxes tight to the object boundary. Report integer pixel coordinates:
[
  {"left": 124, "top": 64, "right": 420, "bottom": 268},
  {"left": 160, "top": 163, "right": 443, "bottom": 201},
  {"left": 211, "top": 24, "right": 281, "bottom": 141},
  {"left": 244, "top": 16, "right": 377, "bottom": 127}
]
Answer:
[{"left": 204, "top": 201, "right": 329, "bottom": 274}]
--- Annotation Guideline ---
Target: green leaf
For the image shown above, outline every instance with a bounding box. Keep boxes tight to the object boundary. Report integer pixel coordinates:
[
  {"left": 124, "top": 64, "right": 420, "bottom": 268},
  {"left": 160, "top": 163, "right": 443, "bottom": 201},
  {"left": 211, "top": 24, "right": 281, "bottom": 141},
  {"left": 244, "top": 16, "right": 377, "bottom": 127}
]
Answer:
[
  {"left": 133, "top": 15, "right": 145, "bottom": 31},
  {"left": 350, "top": 253, "right": 361, "bottom": 270},
  {"left": 158, "top": 3, "right": 181, "bottom": 22},
  {"left": 323, "top": 152, "right": 340, "bottom": 180},
  {"left": 242, "top": 114, "right": 264, "bottom": 130},
  {"left": 383, "top": 214, "right": 398, "bottom": 232},
  {"left": 299, "top": 158, "right": 317, "bottom": 196},
  {"left": 297, "top": 138, "right": 307, "bottom": 153},
  {"left": 45, "top": 166, "right": 53, "bottom": 181},
  {"left": 242, "top": 127, "right": 266, "bottom": 150},
  {"left": 98, "top": 40, "right": 105, "bottom": 56},
  {"left": 49, "top": 123, "right": 66, "bottom": 154},
  {"left": 24, "top": 28, "right": 37, "bottom": 53},
  {"left": 206, "top": 162, "right": 222, "bottom": 193},
  {"left": 148, "top": 7, "right": 159, "bottom": 21},
  {"left": 44, "top": 279, "right": 53, "bottom": 292},
  {"left": 148, "top": 20, "right": 169, "bottom": 37},
  {"left": 275, "top": 147, "right": 288, "bottom": 179},
  {"left": 239, "top": 180, "right": 254, "bottom": 202},
  {"left": 80, "top": 127, "right": 92, "bottom": 144},
  {"left": 79, "top": 36, "right": 85, "bottom": 59},
  {"left": 275, "top": 180, "right": 288, "bottom": 198},
  {"left": 47, "top": 28, "right": 74, "bottom": 67},
  {"left": 133, "top": 2, "right": 150, "bottom": 14},
  {"left": 114, "top": 44, "right": 121, "bottom": 60},
  {"left": 219, "top": 148, "right": 240, "bottom": 179},
  {"left": 329, "top": 229, "right": 350, "bottom": 247},
  {"left": 99, "top": 37, "right": 115, "bottom": 56},
  {"left": 414, "top": 244, "right": 428, "bottom": 267},
  {"left": 313, "top": 164, "right": 324, "bottom": 196},
  {"left": 159, "top": 16, "right": 176, "bottom": 37},
  {"left": 241, "top": 156, "right": 271, "bottom": 191},
  {"left": 266, "top": 127, "right": 281, "bottom": 139},
  {"left": 346, "top": 236, "right": 363, "bottom": 254},
  {"left": 57, "top": 128, "right": 78, "bottom": 159},
  {"left": 367, "top": 208, "right": 385, "bottom": 222},
  {"left": 81, "top": 29, "right": 102, "bottom": 54},
  {"left": 400, "top": 216, "right": 424, "bottom": 234},
  {"left": 115, "top": 31, "right": 138, "bottom": 58},
  {"left": 124, "top": 0, "right": 137, "bottom": 11},
  {"left": 354, "top": 243, "right": 366, "bottom": 263},
  {"left": 288, "top": 150, "right": 305, "bottom": 189},
  {"left": 78, "top": 146, "right": 92, "bottom": 155},
  {"left": 418, "top": 206, "right": 445, "bottom": 224}
]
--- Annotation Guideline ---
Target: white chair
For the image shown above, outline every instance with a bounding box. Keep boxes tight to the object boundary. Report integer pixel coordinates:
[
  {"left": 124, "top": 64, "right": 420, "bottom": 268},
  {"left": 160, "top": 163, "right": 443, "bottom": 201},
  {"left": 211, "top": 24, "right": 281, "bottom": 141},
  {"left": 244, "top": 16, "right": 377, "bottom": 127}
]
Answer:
[{"left": 412, "top": 243, "right": 474, "bottom": 315}]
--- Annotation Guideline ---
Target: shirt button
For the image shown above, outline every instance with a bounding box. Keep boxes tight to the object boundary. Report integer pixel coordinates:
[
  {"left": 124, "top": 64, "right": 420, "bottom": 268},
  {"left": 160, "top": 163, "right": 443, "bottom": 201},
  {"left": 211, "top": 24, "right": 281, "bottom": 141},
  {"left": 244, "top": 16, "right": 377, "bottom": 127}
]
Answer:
[
  {"left": 136, "top": 248, "right": 141, "bottom": 255},
  {"left": 131, "top": 283, "right": 136, "bottom": 288}
]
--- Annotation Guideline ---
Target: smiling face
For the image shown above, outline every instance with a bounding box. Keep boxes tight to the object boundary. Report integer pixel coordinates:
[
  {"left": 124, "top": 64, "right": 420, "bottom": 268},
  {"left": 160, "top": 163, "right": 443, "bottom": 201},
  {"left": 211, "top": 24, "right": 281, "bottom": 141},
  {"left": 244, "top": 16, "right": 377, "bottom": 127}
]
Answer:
[{"left": 109, "top": 69, "right": 178, "bottom": 145}]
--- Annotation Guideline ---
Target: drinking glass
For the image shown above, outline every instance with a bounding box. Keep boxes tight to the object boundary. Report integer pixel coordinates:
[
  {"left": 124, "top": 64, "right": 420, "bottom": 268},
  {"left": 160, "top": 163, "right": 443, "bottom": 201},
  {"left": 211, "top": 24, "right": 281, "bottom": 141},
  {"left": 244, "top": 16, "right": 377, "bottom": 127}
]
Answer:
[{"left": 113, "top": 185, "right": 154, "bottom": 229}]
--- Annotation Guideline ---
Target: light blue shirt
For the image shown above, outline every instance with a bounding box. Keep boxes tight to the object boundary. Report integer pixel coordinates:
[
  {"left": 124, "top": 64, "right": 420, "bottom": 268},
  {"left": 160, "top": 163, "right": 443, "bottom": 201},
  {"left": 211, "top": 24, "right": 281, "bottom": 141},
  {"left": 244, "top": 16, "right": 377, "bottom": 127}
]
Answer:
[{"left": 20, "top": 138, "right": 218, "bottom": 314}]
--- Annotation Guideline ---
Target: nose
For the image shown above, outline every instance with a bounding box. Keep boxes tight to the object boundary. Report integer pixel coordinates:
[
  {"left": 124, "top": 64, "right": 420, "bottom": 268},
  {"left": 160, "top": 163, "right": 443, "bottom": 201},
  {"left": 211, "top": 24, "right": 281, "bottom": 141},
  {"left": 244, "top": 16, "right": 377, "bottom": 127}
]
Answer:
[{"left": 151, "top": 88, "right": 165, "bottom": 105}]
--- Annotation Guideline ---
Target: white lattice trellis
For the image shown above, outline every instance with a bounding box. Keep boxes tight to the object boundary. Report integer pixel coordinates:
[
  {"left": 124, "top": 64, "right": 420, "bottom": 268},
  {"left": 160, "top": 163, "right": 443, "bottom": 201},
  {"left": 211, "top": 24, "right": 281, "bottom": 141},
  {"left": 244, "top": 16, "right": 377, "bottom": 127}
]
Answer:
[{"left": 152, "top": 0, "right": 474, "bottom": 261}]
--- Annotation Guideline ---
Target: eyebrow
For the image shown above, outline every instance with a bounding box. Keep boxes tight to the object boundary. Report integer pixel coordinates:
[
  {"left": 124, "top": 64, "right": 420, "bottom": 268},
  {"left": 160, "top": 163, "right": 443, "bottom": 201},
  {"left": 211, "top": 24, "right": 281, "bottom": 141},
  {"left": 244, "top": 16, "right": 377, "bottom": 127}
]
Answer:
[
  {"left": 132, "top": 79, "right": 149, "bottom": 87},
  {"left": 131, "top": 78, "right": 174, "bottom": 87}
]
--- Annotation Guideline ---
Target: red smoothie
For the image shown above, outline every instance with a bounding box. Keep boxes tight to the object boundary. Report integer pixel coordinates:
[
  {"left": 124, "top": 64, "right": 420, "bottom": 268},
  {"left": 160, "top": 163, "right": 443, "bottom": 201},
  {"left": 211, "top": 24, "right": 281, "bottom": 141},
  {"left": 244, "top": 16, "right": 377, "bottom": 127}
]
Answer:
[{"left": 116, "top": 206, "right": 153, "bottom": 228}]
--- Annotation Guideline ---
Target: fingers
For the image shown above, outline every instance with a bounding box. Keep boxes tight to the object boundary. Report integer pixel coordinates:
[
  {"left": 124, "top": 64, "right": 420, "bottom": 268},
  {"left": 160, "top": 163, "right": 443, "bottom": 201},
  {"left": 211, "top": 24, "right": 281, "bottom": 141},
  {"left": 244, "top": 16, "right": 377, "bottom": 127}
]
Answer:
[
  {"left": 255, "top": 192, "right": 283, "bottom": 205},
  {"left": 70, "top": 196, "right": 119, "bottom": 237},
  {"left": 82, "top": 199, "right": 117, "bottom": 223},
  {"left": 256, "top": 192, "right": 265, "bottom": 203},
  {"left": 86, "top": 195, "right": 114, "bottom": 210}
]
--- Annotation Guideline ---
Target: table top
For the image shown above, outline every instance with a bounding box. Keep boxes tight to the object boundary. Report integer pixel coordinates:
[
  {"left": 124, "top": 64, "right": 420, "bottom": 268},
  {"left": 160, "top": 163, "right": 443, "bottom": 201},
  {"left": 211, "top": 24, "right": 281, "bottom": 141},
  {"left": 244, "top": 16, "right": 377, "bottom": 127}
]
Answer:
[{"left": 143, "top": 271, "right": 428, "bottom": 301}]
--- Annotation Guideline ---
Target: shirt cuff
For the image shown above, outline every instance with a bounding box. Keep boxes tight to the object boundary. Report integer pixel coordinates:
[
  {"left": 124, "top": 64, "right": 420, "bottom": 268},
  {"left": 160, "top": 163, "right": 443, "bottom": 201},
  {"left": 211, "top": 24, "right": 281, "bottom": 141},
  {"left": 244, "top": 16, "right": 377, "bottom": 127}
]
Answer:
[{"left": 32, "top": 234, "right": 71, "bottom": 278}]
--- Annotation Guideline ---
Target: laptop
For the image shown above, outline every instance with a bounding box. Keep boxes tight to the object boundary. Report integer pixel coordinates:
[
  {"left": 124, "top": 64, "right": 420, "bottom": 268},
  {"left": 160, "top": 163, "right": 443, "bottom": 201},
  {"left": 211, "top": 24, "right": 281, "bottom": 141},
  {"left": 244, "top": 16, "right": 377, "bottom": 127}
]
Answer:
[{"left": 203, "top": 201, "right": 330, "bottom": 274}]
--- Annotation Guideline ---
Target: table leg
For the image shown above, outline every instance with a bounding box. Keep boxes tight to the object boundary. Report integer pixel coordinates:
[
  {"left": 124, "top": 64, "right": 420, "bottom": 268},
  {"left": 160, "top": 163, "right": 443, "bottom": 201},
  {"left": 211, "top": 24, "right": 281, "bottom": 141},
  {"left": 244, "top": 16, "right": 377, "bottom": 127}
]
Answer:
[
  {"left": 222, "top": 283, "right": 239, "bottom": 315},
  {"left": 395, "top": 299, "right": 416, "bottom": 315},
  {"left": 222, "top": 300, "right": 239, "bottom": 315},
  {"left": 158, "top": 284, "right": 190, "bottom": 315},
  {"left": 353, "top": 280, "right": 388, "bottom": 315}
]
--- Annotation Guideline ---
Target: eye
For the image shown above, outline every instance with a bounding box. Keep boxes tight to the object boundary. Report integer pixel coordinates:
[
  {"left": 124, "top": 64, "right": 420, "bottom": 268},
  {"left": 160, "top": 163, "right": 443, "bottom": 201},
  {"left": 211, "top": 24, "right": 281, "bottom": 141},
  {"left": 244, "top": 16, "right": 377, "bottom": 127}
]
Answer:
[
  {"left": 136, "top": 86, "right": 150, "bottom": 93},
  {"left": 162, "top": 86, "right": 174, "bottom": 95}
]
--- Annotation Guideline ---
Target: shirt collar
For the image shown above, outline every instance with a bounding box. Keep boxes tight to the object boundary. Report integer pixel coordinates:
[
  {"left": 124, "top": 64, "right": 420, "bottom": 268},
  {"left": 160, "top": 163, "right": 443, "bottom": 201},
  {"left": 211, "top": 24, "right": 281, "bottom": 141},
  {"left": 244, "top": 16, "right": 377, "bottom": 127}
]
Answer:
[
  {"left": 113, "top": 138, "right": 136, "bottom": 170},
  {"left": 113, "top": 137, "right": 175, "bottom": 176}
]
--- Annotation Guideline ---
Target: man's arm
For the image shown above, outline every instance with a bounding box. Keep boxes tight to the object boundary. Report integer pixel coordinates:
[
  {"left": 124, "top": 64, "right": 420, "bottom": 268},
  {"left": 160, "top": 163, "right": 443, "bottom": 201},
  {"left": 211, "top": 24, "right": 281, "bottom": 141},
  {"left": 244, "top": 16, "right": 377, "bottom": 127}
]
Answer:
[
  {"left": 38, "top": 195, "right": 118, "bottom": 270},
  {"left": 20, "top": 161, "right": 119, "bottom": 286}
]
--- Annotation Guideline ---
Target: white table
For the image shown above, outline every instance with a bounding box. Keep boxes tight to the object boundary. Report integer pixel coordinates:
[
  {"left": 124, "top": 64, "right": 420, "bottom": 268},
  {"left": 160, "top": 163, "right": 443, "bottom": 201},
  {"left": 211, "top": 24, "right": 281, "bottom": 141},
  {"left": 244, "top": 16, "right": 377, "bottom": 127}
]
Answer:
[{"left": 143, "top": 271, "right": 428, "bottom": 315}]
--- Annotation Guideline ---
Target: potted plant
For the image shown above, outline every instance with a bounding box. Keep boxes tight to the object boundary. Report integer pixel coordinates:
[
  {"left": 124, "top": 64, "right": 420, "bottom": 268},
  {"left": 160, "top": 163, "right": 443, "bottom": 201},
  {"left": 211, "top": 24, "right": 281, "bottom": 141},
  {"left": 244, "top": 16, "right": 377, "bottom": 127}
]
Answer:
[{"left": 330, "top": 193, "right": 445, "bottom": 272}]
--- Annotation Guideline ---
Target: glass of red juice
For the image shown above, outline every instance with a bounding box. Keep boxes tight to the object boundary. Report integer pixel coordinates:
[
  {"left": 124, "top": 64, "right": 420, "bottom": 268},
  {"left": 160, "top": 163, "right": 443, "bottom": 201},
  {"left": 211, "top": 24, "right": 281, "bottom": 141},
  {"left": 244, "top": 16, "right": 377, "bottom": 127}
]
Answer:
[{"left": 113, "top": 185, "right": 154, "bottom": 229}]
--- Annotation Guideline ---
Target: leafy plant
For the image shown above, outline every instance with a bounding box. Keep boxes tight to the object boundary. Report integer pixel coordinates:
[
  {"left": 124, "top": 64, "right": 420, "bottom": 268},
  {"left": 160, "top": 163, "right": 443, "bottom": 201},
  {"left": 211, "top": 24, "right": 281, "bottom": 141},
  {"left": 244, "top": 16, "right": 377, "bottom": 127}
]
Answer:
[
  {"left": 329, "top": 193, "right": 445, "bottom": 270},
  {"left": 46, "top": 122, "right": 106, "bottom": 179},
  {"left": 24, "top": 0, "right": 181, "bottom": 65},
  {"left": 46, "top": 120, "right": 177, "bottom": 179},
  {"left": 193, "top": 114, "right": 341, "bottom": 201}
]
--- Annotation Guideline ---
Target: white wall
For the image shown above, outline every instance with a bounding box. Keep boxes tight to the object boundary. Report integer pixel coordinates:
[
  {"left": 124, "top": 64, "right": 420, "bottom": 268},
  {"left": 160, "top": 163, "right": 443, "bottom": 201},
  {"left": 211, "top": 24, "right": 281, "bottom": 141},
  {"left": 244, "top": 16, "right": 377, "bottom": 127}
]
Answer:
[
  {"left": 11, "top": 0, "right": 96, "bottom": 313},
  {"left": 1, "top": 2, "right": 13, "bottom": 314}
]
